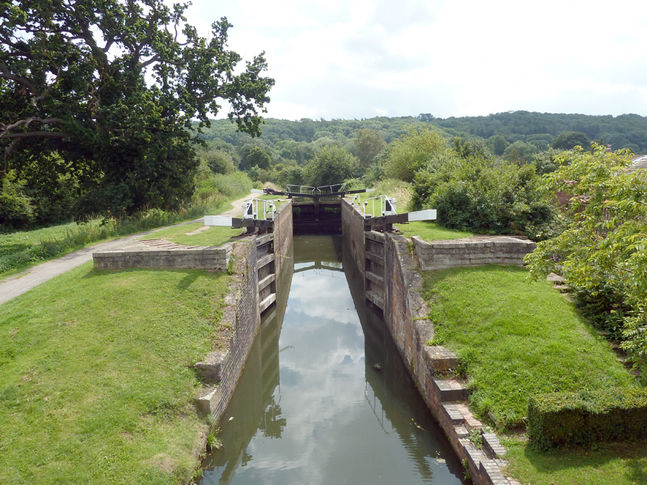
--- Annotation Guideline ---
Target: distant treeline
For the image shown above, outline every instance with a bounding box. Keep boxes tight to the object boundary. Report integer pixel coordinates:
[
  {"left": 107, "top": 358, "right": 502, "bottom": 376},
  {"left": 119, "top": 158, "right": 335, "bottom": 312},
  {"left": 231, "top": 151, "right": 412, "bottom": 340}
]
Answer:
[{"left": 199, "top": 111, "right": 647, "bottom": 153}]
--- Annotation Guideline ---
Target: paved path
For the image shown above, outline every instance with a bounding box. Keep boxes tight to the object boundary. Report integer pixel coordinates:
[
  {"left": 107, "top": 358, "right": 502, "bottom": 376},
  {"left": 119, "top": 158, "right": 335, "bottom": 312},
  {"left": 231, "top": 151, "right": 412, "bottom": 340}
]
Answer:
[{"left": 0, "top": 192, "right": 258, "bottom": 305}]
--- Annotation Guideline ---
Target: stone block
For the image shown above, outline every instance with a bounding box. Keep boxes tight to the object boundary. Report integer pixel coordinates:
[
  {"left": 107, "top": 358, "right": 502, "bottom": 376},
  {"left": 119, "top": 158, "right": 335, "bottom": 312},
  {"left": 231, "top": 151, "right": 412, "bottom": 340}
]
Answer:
[
  {"left": 195, "top": 351, "right": 228, "bottom": 383},
  {"left": 424, "top": 345, "right": 460, "bottom": 371}
]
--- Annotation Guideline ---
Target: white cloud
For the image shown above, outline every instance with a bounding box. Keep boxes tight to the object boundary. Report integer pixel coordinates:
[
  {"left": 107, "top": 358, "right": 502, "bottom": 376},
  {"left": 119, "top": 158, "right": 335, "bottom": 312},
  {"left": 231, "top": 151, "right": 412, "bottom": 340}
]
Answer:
[{"left": 186, "top": 0, "right": 647, "bottom": 119}]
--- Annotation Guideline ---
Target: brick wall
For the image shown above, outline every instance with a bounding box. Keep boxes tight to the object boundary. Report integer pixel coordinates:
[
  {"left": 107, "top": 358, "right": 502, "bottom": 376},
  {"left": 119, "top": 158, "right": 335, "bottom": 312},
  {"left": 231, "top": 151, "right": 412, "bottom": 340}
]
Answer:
[
  {"left": 413, "top": 235, "right": 536, "bottom": 271},
  {"left": 272, "top": 199, "right": 293, "bottom": 275},
  {"left": 197, "top": 207, "right": 294, "bottom": 422},
  {"left": 384, "top": 234, "right": 511, "bottom": 485},
  {"left": 93, "top": 246, "right": 231, "bottom": 271},
  {"left": 196, "top": 238, "right": 261, "bottom": 419},
  {"left": 341, "top": 198, "right": 366, "bottom": 275}
]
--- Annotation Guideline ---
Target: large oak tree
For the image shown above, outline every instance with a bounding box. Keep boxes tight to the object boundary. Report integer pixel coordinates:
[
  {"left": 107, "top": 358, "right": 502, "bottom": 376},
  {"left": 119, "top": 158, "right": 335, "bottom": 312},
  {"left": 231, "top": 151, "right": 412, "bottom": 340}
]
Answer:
[{"left": 0, "top": 0, "right": 274, "bottom": 214}]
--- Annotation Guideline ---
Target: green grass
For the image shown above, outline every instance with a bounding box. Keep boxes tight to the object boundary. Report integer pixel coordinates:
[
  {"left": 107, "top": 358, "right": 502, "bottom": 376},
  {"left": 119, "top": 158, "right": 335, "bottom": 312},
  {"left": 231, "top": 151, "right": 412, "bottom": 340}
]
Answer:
[
  {"left": 396, "top": 221, "right": 473, "bottom": 240},
  {"left": 0, "top": 193, "right": 249, "bottom": 280},
  {"left": 142, "top": 222, "right": 244, "bottom": 246},
  {"left": 503, "top": 438, "right": 647, "bottom": 485},
  {"left": 423, "top": 265, "right": 635, "bottom": 430},
  {"left": 0, "top": 262, "right": 230, "bottom": 484}
]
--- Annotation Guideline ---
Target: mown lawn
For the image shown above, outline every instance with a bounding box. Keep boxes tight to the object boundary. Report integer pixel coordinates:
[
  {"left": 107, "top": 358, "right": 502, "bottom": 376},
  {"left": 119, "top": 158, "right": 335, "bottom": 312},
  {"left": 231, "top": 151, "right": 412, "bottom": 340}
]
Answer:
[
  {"left": 0, "top": 262, "right": 229, "bottom": 484},
  {"left": 0, "top": 220, "right": 113, "bottom": 279},
  {"left": 396, "top": 221, "right": 473, "bottom": 240},
  {"left": 424, "top": 265, "right": 635, "bottom": 429},
  {"left": 503, "top": 438, "right": 647, "bottom": 485},
  {"left": 142, "top": 222, "right": 244, "bottom": 246},
  {"left": 0, "top": 188, "right": 251, "bottom": 280},
  {"left": 423, "top": 265, "right": 644, "bottom": 484}
]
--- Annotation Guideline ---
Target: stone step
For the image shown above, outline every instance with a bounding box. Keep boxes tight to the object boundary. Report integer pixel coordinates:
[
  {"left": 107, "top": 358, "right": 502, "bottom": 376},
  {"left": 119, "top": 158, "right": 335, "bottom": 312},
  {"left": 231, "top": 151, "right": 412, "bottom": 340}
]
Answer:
[
  {"left": 259, "top": 293, "right": 276, "bottom": 313},
  {"left": 455, "top": 402, "right": 483, "bottom": 430},
  {"left": 424, "top": 346, "right": 460, "bottom": 372},
  {"left": 546, "top": 272, "right": 566, "bottom": 284},
  {"left": 433, "top": 378, "right": 470, "bottom": 402},
  {"left": 196, "top": 386, "right": 220, "bottom": 415},
  {"left": 442, "top": 403, "right": 465, "bottom": 425},
  {"left": 482, "top": 430, "right": 506, "bottom": 458},
  {"left": 454, "top": 424, "right": 469, "bottom": 438},
  {"left": 553, "top": 284, "right": 570, "bottom": 293}
]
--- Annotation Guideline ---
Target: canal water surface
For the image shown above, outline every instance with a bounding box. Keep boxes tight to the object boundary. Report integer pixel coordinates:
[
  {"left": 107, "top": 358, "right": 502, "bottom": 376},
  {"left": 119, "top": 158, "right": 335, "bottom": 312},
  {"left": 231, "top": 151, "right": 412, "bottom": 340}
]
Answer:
[{"left": 201, "top": 236, "right": 463, "bottom": 485}]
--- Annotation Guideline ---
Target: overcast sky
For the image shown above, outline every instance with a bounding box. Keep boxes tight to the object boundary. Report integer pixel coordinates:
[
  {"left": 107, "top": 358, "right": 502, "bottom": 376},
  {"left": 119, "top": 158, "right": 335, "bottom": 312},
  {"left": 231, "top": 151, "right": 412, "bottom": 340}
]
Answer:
[{"left": 186, "top": 0, "right": 647, "bottom": 120}]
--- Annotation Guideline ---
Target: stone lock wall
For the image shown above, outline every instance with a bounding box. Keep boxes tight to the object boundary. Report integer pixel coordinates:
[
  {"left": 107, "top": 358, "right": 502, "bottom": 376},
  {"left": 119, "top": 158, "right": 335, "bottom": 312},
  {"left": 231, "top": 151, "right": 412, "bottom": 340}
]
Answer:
[
  {"left": 341, "top": 198, "right": 366, "bottom": 273},
  {"left": 93, "top": 246, "right": 232, "bottom": 271},
  {"left": 196, "top": 238, "right": 261, "bottom": 418},
  {"left": 340, "top": 200, "right": 515, "bottom": 485},
  {"left": 272, "top": 199, "right": 294, "bottom": 276},
  {"left": 196, "top": 204, "right": 293, "bottom": 421},
  {"left": 413, "top": 235, "right": 536, "bottom": 271}
]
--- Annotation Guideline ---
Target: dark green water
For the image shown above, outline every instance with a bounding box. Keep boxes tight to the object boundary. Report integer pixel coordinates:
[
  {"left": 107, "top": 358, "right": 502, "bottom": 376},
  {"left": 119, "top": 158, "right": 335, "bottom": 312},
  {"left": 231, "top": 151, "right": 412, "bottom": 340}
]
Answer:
[{"left": 201, "top": 236, "right": 463, "bottom": 485}]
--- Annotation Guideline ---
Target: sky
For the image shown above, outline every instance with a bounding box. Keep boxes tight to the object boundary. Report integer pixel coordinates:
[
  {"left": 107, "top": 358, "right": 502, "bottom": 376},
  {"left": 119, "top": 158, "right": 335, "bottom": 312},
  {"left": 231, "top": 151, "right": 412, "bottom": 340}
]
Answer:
[{"left": 185, "top": 0, "right": 647, "bottom": 120}]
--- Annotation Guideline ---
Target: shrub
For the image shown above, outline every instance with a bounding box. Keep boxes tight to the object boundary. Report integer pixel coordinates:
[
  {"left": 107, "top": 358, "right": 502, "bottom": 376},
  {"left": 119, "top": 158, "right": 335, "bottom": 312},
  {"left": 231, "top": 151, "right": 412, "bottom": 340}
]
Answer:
[
  {"left": 528, "top": 388, "right": 647, "bottom": 450},
  {"left": 384, "top": 127, "right": 448, "bottom": 182},
  {"left": 0, "top": 175, "right": 35, "bottom": 229},
  {"left": 303, "top": 145, "right": 358, "bottom": 187},
  {"left": 525, "top": 146, "right": 647, "bottom": 373},
  {"left": 412, "top": 156, "right": 554, "bottom": 238}
]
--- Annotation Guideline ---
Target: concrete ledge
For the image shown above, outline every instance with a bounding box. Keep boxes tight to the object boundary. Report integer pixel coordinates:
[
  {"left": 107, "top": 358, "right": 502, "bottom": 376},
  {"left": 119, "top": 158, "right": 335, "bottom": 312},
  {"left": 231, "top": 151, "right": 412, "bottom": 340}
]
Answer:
[
  {"left": 93, "top": 244, "right": 232, "bottom": 271},
  {"left": 412, "top": 235, "right": 536, "bottom": 271}
]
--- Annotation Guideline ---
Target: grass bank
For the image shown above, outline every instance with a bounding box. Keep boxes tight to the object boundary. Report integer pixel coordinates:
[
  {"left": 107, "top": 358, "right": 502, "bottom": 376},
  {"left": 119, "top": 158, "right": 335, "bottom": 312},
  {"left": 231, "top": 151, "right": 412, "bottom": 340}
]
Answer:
[
  {"left": 423, "top": 265, "right": 643, "bottom": 484},
  {"left": 142, "top": 223, "right": 244, "bottom": 247},
  {"left": 396, "top": 221, "right": 473, "bottom": 240},
  {"left": 424, "top": 265, "right": 634, "bottom": 429},
  {"left": 0, "top": 263, "right": 229, "bottom": 484},
  {"left": 503, "top": 439, "right": 647, "bottom": 485},
  {"left": 0, "top": 173, "right": 252, "bottom": 279}
]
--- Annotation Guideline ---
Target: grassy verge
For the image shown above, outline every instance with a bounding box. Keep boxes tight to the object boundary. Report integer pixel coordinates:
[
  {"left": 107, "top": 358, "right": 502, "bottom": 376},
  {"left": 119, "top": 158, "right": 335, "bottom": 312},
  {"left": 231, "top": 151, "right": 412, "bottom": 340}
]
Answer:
[
  {"left": 424, "top": 265, "right": 635, "bottom": 430},
  {"left": 396, "top": 221, "right": 473, "bottom": 240},
  {"left": 142, "top": 222, "right": 244, "bottom": 246},
  {"left": 0, "top": 177, "right": 251, "bottom": 279},
  {"left": 0, "top": 262, "right": 229, "bottom": 484},
  {"left": 503, "top": 438, "right": 647, "bottom": 485},
  {"left": 423, "top": 265, "right": 644, "bottom": 484}
]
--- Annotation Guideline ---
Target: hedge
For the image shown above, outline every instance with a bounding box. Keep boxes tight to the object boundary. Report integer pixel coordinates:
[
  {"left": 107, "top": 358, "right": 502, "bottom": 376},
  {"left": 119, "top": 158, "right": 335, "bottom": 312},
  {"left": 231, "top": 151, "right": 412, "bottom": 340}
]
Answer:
[{"left": 528, "top": 388, "right": 647, "bottom": 450}]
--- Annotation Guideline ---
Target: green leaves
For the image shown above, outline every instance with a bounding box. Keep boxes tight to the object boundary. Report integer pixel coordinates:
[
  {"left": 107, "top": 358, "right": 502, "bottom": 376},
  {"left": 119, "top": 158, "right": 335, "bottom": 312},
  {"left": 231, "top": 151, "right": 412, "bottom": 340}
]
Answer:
[
  {"left": 1, "top": 0, "right": 274, "bottom": 217},
  {"left": 525, "top": 145, "right": 647, "bottom": 372}
]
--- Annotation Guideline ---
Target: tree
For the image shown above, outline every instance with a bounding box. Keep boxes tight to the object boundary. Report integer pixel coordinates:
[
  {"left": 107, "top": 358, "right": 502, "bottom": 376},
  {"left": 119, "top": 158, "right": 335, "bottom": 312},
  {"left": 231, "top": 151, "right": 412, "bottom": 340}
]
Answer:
[
  {"left": 239, "top": 144, "right": 271, "bottom": 171},
  {"left": 203, "top": 150, "right": 235, "bottom": 174},
  {"left": 354, "top": 129, "right": 386, "bottom": 169},
  {"left": 412, "top": 153, "right": 553, "bottom": 237},
  {"left": 551, "top": 131, "right": 591, "bottom": 150},
  {"left": 303, "top": 145, "right": 358, "bottom": 187},
  {"left": 503, "top": 140, "right": 537, "bottom": 164},
  {"left": 0, "top": 0, "right": 273, "bottom": 215},
  {"left": 525, "top": 145, "right": 647, "bottom": 374},
  {"left": 489, "top": 134, "right": 509, "bottom": 156},
  {"left": 384, "top": 127, "right": 448, "bottom": 182}
]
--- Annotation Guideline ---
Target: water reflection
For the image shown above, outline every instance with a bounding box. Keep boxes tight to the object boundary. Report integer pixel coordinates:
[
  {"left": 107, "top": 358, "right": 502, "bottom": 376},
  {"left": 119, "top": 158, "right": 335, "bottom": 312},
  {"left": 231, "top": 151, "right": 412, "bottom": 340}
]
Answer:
[{"left": 201, "top": 236, "right": 462, "bottom": 485}]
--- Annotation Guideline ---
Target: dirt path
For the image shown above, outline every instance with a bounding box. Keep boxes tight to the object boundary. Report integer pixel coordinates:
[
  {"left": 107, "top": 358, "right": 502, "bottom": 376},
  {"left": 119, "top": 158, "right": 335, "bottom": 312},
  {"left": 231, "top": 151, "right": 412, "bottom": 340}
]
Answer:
[{"left": 0, "top": 192, "right": 259, "bottom": 306}]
